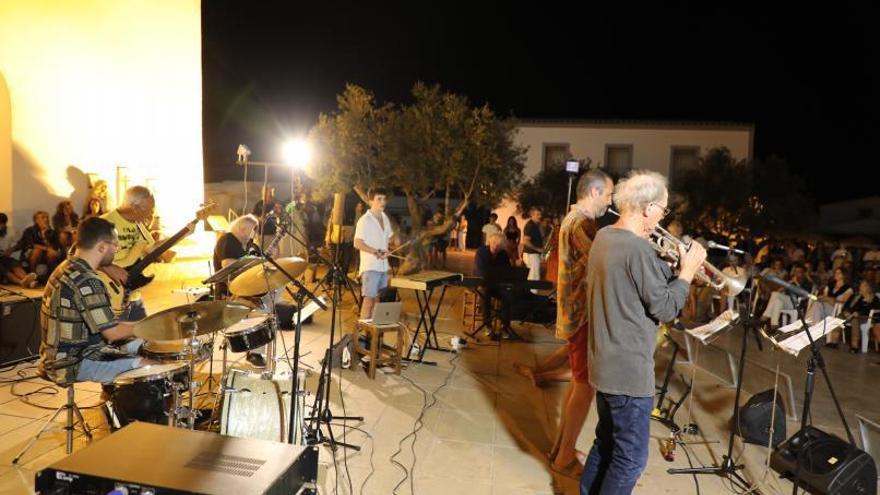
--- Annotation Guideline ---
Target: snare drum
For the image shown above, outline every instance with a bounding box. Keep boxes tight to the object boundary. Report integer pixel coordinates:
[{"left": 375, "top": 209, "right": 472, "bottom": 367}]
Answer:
[
  {"left": 139, "top": 336, "right": 213, "bottom": 363},
  {"left": 106, "top": 363, "right": 189, "bottom": 427},
  {"left": 224, "top": 315, "right": 274, "bottom": 353}
]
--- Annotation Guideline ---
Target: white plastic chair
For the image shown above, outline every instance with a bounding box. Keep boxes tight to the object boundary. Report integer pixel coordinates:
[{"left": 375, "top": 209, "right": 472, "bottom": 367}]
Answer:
[{"left": 859, "top": 309, "right": 878, "bottom": 353}]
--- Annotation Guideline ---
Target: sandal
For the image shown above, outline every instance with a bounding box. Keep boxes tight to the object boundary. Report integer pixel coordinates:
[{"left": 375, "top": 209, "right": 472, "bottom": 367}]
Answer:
[{"left": 550, "top": 458, "right": 584, "bottom": 479}]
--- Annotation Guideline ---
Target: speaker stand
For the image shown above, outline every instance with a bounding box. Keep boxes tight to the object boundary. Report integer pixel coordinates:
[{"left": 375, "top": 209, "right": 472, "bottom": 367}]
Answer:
[{"left": 788, "top": 295, "right": 856, "bottom": 494}]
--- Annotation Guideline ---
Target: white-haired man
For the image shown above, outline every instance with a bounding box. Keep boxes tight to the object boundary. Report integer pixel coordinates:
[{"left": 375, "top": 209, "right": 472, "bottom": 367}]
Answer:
[
  {"left": 581, "top": 171, "right": 706, "bottom": 494},
  {"left": 213, "top": 214, "right": 266, "bottom": 367},
  {"left": 101, "top": 186, "right": 172, "bottom": 321}
]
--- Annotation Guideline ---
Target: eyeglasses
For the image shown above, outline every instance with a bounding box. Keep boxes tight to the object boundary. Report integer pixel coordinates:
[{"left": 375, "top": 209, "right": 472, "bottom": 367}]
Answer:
[{"left": 651, "top": 203, "right": 671, "bottom": 217}]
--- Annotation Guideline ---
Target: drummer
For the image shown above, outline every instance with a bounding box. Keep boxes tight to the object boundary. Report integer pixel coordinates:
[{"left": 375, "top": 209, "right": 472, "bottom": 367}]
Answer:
[
  {"left": 38, "top": 217, "right": 146, "bottom": 385},
  {"left": 213, "top": 214, "right": 267, "bottom": 368}
]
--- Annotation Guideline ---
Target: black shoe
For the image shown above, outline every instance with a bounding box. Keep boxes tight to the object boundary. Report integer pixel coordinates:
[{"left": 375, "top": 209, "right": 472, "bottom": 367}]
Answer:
[
  {"left": 849, "top": 347, "right": 860, "bottom": 354},
  {"left": 826, "top": 342, "right": 839, "bottom": 349},
  {"left": 246, "top": 352, "right": 266, "bottom": 368}
]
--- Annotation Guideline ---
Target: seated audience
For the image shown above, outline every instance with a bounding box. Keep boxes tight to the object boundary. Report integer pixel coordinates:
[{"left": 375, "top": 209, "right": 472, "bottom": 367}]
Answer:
[
  {"left": 53, "top": 200, "right": 80, "bottom": 250},
  {"left": 828, "top": 279, "right": 880, "bottom": 352},
  {"left": 0, "top": 213, "right": 39, "bottom": 288},
  {"left": 12, "top": 211, "right": 63, "bottom": 277}
]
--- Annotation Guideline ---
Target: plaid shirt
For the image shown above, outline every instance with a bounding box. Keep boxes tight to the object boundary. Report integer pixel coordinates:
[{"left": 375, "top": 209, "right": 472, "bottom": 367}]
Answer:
[
  {"left": 555, "top": 205, "right": 599, "bottom": 340},
  {"left": 38, "top": 257, "right": 119, "bottom": 385}
]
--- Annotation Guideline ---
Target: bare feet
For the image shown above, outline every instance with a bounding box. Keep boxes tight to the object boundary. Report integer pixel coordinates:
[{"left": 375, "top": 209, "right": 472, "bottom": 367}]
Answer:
[
  {"left": 512, "top": 362, "right": 538, "bottom": 387},
  {"left": 550, "top": 457, "right": 584, "bottom": 479}
]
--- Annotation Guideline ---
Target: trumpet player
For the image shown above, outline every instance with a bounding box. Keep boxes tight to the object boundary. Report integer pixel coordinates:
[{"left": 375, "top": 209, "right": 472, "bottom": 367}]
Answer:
[{"left": 581, "top": 170, "right": 706, "bottom": 494}]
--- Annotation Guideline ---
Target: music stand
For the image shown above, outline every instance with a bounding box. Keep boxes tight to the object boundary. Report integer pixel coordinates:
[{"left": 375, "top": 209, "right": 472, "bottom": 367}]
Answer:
[{"left": 202, "top": 256, "right": 264, "bottom": 286}]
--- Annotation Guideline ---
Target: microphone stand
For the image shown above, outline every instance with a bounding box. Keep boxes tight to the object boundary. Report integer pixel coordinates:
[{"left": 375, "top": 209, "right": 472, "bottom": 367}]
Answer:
[
  {"left": 667, "top": 280, "right": 757, "bottom": 492},
  {"left": 276, "top": 222, "right": 363, "bottom": 451},
  {"left": 258, "top": 241, "right": 327, "bottom": 443}
]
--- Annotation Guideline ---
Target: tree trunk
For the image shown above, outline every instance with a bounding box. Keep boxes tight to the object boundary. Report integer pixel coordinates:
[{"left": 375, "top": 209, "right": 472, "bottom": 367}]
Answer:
[
  {"left": 404, "top": 189, "right": 423, "bottom": 230},
  {"left": 444, "top": 183, "right": 450, "bottom": 217}
]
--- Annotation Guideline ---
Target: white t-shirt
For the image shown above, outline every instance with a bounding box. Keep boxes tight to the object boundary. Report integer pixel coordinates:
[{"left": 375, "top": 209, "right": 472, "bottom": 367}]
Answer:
[
  {"left": 354, "top": 210, "right": 393, "bottom": 274},
  {"left": 481, "top": 223, "right": 501, "bottom": 245}
]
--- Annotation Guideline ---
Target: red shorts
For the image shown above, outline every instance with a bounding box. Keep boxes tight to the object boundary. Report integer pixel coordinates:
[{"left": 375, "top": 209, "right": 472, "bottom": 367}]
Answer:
[{"left": 567, "top": 323, "right": 590, "bottom": 384}]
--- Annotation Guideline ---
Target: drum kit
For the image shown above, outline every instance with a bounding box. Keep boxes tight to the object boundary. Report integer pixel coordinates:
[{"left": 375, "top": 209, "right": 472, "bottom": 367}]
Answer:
[{"left": 103, "top": 256, "right": 316, "bottom": 443}]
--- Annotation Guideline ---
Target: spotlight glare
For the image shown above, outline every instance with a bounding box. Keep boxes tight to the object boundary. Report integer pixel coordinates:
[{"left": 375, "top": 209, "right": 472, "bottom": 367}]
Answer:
[{"left": 283, "top": 139, "right": 311, "bottom": 169}]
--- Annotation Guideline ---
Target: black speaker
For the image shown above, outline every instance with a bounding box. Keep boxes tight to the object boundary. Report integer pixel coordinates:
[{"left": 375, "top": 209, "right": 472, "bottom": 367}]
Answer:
[
  {"left": 0, "top": 294, "right": 41, "bottom": 366},
  {"left": 771, "top": 425, "right": 877, "bottom": 494},
  {"left": 732, "top": 389, "right": 787, "bottom": 448}
]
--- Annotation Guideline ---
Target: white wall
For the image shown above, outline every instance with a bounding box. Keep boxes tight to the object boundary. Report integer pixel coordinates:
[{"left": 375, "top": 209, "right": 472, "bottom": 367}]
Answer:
[
  {"left": 488, "top": 121, "right": 754, "bottom": 227},
  {"left": 516, "top": 122, "right": 753, "bottom": 177},
  {"left": 0, "top": 0, "right": 203, "bottom": 232}
]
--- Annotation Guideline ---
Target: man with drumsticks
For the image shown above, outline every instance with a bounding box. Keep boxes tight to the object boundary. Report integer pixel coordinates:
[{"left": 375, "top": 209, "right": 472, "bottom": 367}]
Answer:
[
  {"left": 38, "top": 217, "right": 143, "bottom": 386},
  {"left": 354, "top": 187, "right": 395, "bottom": 319}
]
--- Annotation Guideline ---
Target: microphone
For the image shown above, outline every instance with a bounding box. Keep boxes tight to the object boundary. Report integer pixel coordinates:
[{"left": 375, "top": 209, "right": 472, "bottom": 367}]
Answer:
[
  {"left": 759, "top": 273, "right": 818, "bottom": 301},
  {"left": 707, "top": 240, "right": 745, "bottom": 254}
]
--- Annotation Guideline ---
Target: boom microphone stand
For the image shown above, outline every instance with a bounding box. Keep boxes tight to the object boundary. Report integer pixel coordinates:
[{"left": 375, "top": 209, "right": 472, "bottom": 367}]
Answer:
[
  {"left": 278, "top": 222, "right": 363, "bottom": 451},
  {"left": 667, "top": 282, "right": 757, "bottom": 492}
]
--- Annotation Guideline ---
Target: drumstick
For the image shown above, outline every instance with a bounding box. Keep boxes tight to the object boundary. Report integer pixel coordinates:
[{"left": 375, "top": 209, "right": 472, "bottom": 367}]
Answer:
[
  {"left": 388, "top": 239, "right": 413, "bottom": 255},
  {"left": 386, "top": 253, "right": 407, "bottom": 261}
]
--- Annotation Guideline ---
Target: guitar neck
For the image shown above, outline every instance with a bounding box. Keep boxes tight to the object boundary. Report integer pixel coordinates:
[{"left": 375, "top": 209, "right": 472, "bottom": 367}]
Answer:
[{"left": 127, "top": 221, "right": 194, "bottom": 274}]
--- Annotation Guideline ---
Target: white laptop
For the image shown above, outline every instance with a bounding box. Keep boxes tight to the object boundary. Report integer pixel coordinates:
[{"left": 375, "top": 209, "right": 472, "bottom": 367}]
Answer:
[{"left": 369, "top": 302, "right": 402, "bottom": 325}]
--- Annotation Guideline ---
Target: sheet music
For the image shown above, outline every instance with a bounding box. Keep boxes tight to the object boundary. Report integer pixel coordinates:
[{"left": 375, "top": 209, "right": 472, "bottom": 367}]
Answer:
[
  {"left": 685, "top": 309, "right": 739, "bottom": 344},
  {"left": 772, "top": 317, "right": 845, "bottom": 357}
]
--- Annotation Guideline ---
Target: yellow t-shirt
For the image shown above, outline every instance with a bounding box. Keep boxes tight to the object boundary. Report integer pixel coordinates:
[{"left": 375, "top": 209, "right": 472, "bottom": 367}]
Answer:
[{"left": 101, "top": 209, "right": 152, "bottom": 267}]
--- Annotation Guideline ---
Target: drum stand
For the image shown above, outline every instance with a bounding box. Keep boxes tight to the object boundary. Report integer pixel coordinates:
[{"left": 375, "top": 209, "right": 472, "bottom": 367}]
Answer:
[{"left": 175, "top": 311, "right": 201, "bottom": 429}]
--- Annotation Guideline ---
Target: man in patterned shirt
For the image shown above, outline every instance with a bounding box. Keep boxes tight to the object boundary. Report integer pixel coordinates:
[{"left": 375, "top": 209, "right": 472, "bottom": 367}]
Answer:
[
  {"left": 38, "top": 217, "right": 142, "bottom": 385},
  {"left": 548, "top": 169, "right": 614, "bottom": 478}
]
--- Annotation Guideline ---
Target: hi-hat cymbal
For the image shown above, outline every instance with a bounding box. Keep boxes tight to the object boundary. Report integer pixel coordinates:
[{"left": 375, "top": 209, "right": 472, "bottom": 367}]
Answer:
[
  {"left": 229, "top": 256, "right": 308, "bottom": 297},
  {"left": 133, "top": 301, "right": 252, "bottom": 341}
]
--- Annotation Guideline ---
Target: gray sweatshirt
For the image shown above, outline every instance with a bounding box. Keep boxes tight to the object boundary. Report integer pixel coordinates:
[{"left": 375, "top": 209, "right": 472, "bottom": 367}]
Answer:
[{"left": 587, "top": 227, "right": 690, "bottom": 397}]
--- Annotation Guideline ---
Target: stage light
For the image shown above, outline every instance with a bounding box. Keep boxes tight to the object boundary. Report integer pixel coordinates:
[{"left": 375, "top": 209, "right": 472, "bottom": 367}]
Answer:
[{"left": 282, "top": 139, "right": 311, "bottom": 169}]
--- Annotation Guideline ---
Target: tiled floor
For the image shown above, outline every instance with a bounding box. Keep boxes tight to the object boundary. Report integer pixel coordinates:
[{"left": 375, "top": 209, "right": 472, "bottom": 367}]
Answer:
[{"left": 1, "top": 250, "right": 879, "bottom": 494}]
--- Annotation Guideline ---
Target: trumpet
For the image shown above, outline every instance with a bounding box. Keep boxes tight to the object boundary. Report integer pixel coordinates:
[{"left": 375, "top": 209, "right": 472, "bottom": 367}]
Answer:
[{"left": 607, "top": 209, "right": 746, "bottom": 296}]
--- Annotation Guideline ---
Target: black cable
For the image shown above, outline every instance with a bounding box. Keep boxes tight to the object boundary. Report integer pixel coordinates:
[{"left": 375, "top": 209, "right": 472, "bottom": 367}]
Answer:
[
  {"left": 328, "top": 423, "right": 376, "bottom": 495},
  {"left": 677, "top": 438, "right": 701, "bottom": 495},
  {"left": 390, "top": 351, "right": 460, "bottom": 494},
  {"left": 337, "top": 360, "right": 353, "bottom": 495}
]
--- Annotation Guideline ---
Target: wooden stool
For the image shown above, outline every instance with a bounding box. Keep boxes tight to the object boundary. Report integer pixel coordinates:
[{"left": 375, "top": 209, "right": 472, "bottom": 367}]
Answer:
[
  {"left": 462, "top": 290, "right": 485, "bottom": 331},
  {"left": 352, "top": 321, "right": 404, "bottom": 379}
]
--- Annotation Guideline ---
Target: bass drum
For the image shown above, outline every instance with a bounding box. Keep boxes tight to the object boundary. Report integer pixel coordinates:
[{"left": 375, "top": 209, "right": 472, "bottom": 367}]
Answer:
[
  {"left": 220, "top": 368, "right": 307, "bottom": 444},
  {"left": 105, "top": 363, "right": 189, "bottom": 428}
]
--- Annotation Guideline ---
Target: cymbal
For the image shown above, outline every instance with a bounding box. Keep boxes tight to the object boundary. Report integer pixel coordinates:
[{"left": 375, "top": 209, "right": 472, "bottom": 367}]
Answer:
[
  {"left": 133, "top": 301, "right": 252, "bottom": 341},
  {"left": 229, "top": 256, "right": 308, "bottom": 297}
]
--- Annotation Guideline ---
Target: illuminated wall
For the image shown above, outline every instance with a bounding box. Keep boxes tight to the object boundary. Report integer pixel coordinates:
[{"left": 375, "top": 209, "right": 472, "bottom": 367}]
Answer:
[{"left": 0, "top": 0, "right": 203, "bottom": 232}]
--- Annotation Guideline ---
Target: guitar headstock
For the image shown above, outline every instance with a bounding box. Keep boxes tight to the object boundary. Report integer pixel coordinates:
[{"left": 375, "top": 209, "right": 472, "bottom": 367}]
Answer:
[{"left": 195, "top": 202, "right": 216, "bottom": 222}]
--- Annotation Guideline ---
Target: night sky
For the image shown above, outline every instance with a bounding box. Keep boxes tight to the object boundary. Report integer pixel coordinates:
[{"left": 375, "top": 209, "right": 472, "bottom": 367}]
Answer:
[{"left": 201, "top": 3, "right": 877, "bottom": 204}]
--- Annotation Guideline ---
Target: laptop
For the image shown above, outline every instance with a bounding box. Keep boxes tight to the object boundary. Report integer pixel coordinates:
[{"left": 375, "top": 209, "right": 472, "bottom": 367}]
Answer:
[{"left": 369, "top": 302, "right": 402, "bottom": 325}]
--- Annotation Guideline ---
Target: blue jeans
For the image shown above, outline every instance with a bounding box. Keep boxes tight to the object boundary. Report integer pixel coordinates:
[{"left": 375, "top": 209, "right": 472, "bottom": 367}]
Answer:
[
  {"left": 76, "top": 339, "right": 145, "bottom": 384},
  {"left": 580, "top": 392, "right": 653, "bottom": 495}
]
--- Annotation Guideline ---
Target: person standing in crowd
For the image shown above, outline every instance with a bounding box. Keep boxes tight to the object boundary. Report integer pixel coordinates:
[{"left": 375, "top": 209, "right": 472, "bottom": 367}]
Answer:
[
  {"left": 482, "top": 213, "right": 501, "bottom": 245},
  {"left": 548, "top": 169, "right": 613, "bottom": 478},
  {"left": 503, "top": 215, "right": 521, "bottom": 262},
  {"left": 457, "top": 214, "right": 468, "bottom": 251},
  {"left": 53, "top": 200, "right": 80, "bottom": 250},
  {"left": 252, "top": 186, "right": 281, "bottom": 249},
  {"left": 354, "top": 187, "right": 393, "bottom": 319},
  {"left": 521, "top": 207, "right": 544, "bottom": 283},
  {"left": 0, "top": 212, "right": 39, "bottom": 288},
  {"left": 582, "top": 170, "right": 705, "bottom": 494}
]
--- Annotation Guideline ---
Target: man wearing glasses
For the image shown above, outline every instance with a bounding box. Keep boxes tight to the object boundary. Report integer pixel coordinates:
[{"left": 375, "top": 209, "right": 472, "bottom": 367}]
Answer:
[
  {"left": 101, "top": 185, "right": 172, "bottom": 320},
  {"left": 581, "top": 171, "right": 706, "bottom": 494},
  {"left": 38, "top": 218, "right": 144, "bottom": 385}
]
